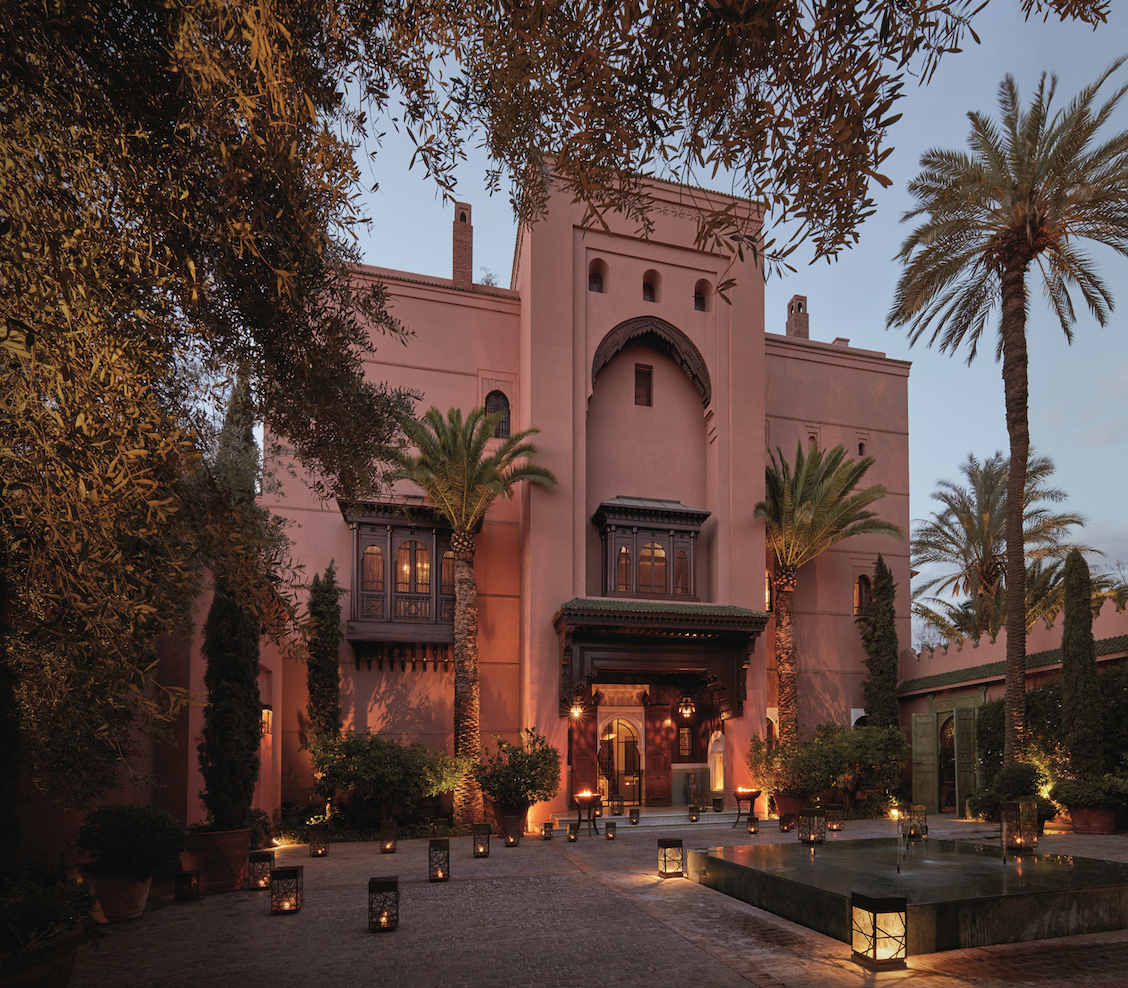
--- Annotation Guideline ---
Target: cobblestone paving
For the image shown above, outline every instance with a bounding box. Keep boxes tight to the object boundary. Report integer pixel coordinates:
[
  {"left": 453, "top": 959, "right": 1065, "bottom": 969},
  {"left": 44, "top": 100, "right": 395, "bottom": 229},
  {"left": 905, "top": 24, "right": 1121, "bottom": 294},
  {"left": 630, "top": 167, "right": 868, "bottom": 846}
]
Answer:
[{"left": 70, "top": 817, "right": 1128, "bottom": 988}]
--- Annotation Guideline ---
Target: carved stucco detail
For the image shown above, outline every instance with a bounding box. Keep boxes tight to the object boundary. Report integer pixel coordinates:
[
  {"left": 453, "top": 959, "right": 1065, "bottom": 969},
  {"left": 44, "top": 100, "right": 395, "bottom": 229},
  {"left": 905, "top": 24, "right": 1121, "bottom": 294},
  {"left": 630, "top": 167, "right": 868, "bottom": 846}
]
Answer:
[{"left": 592, "top": 315, "right": 712, "bottom": 407}]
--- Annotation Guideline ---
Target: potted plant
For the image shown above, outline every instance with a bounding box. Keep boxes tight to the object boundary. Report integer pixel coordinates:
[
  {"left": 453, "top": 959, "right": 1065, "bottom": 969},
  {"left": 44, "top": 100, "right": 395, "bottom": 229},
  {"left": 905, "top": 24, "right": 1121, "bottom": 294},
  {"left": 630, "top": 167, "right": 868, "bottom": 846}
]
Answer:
[
  {"left": 1049, "top": 776, "right": 1128, "bottom": 834},
  {"left": 477, "top": 728, "right": 561, "bottom": 833},
  {"left": 0, "top": 869, "right": 100, "bottom": 988},
  {"left": 76, "top": 804, "right": 187, "bottom": 922},
  {"left": 748, "top": 734, "right": 837, "bottom": 818}
]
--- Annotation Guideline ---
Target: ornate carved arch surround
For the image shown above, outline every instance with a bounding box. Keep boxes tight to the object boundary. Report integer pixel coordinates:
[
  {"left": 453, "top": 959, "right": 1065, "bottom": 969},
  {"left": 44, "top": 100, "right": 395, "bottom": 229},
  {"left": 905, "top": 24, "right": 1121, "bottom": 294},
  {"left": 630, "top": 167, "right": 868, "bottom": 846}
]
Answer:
[{"left": 592, "top": 316, "right": 711, "bottom": 407}]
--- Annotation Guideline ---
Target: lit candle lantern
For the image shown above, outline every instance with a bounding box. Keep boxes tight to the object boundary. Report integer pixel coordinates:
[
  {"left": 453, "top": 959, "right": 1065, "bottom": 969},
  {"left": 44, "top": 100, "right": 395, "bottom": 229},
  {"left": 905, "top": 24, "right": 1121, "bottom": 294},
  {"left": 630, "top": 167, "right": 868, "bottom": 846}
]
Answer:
[
  {"left": 368, "top": 876, "right": 399, "bottom": 932},
  {"left": 429, "top": 838, "right": 450, "bottom": 882},
  {"left": 657, "top": 838, "right": 684, "bottom": 878},
  {"left": 270, "top": 866, "right": 303, "bottom": 914},
  {"left": 473, "top": 823, "right": 491, "bottom": 857},
  {"left": 248, "top": 849, "right": 274, "bottom": 890},
  {"left": 851, "top": 892, "right": 907, "bottom": 969},
  {"left": 380, "top": 820, "right": 397, "bottom": 854}
]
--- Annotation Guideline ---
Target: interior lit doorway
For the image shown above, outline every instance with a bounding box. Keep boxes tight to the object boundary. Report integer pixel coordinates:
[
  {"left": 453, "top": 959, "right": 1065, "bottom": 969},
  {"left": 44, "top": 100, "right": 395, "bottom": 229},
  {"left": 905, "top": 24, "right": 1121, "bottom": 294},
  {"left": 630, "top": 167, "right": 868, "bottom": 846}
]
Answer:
[{"left": 598, "top": 717, "right": 643, "bottom": 807}]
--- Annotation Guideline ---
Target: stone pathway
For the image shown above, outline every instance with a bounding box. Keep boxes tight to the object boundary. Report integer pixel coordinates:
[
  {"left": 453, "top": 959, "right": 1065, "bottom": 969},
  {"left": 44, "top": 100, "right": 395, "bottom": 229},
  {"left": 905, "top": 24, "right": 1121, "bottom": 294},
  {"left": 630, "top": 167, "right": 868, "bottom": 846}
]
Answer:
[{"left": 69, "top": 816, "right": 1128, "bottom": 988}]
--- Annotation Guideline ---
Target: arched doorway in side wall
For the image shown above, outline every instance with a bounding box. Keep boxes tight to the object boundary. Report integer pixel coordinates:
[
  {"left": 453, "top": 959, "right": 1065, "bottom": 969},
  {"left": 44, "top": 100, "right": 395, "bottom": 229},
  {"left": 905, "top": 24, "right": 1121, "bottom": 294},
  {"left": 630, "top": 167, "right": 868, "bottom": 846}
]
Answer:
[
  {"left": 598, "top": 716, "right": 643, "bottom": 807},
  {"left": 938, "top": 716, "right": 957, "bottom": 813}
]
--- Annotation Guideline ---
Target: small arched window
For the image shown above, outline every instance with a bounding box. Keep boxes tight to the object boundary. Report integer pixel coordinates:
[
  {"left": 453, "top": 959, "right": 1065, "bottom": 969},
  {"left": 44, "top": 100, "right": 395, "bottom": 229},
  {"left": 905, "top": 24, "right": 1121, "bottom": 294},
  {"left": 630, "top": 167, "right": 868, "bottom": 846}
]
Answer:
[
  {"left": 396, "top": 540, "right": 431, "bottom": 594},
  {"left": 589, "top": 270, "right": 603, "bottom": 293},
  {"left": 361, "top": 546, "right": 384, "bottom": 592},
  {"left": 694, "top": 278, "right": 711, "bottom": 312},
  {"left": 639, "top": 541, "right": 667, "bottom": 593},
  {"left": 441, "top": 550, "right": 455, "bottom": 595},
  {"left": 616, "top": 547, "right": 631, "bottom": 593},
  {"left": 858, "top": 441, "right": 867, "bottom": 457},
  {"left": 854, "top": 573, "right": 872, "bottom": 616},
  {"left": 484, "top": 390, "right": 510, "bottom": 439},
  {"left": 643, "top": 282, "right": 656, "bottom": 303},
  {"left": 675, "top": 551, "right": 689, "bottom": 594}
]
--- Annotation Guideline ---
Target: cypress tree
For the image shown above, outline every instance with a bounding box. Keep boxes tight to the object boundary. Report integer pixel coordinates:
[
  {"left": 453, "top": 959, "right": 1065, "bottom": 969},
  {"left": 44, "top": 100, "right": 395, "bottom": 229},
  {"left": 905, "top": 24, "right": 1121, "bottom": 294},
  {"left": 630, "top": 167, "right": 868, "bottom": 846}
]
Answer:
[
  {"left": 1060, "top": 548, "right": 1103, "bottom": 778},
  {"left": 197, "top": 374, "right": 262, "bottom": 830},
  {"left": 306, "top": 563, "right": 343, "bottom": 740},
  {"left": 856, "top": 554, "right": 901, "bottom": 728}
]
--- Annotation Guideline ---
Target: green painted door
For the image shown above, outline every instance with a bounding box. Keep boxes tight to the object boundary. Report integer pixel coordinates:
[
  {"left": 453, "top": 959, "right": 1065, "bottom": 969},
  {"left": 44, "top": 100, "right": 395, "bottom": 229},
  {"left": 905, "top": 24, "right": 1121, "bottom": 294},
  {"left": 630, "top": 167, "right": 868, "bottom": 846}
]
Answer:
[
  {"left": 955, "top": 707, "right": 977, "bottom": 817},
  {"left": 912, "top": 713, "right": 937, "bottom": 812}
]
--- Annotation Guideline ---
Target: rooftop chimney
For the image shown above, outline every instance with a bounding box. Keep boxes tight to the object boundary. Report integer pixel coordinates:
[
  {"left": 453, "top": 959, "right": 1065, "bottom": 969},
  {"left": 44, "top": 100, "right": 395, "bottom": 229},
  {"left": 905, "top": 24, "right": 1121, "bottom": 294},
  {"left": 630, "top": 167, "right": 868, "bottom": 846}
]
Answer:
[
  {"left": 453, "top": 202, "right": 472, "bottom": 288},
  {"left": 786, "top": 295, "right": 809, "bottom": 338}
]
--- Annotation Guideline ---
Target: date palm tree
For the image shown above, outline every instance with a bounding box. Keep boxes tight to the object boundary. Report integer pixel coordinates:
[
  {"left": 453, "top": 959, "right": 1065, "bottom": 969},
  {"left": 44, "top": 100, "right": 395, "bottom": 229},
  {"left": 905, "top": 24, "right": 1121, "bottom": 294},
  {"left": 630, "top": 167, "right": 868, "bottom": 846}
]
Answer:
[
  {"left": 392, "top": 407, "right": 556, "bottom": 825},
  {"left": 912, "top": 451, "right": 1091, "bottom": 641},
  {"left": 888, "top": 61, "right": 1128, "bottom": 765},
  {"left": 755, "top": 443, "right": 902, "bottom": 744}
]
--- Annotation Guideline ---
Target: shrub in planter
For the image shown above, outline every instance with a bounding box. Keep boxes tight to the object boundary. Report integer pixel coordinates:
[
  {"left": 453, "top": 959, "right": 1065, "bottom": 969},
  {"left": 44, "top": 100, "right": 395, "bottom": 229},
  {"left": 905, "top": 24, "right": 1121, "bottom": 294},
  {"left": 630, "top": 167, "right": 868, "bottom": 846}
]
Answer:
[
  {"left": 1050, "top": 776, "right": 1128, "bottom": 812},
  {"left": 0, "top": 868, "right": 100, "bottom": 968},
  {"left": 477, "top": 728, "right": 561, "bottom": 825},
  {"left": 77, "top": 805, "right": 188, "bottom": 882}
]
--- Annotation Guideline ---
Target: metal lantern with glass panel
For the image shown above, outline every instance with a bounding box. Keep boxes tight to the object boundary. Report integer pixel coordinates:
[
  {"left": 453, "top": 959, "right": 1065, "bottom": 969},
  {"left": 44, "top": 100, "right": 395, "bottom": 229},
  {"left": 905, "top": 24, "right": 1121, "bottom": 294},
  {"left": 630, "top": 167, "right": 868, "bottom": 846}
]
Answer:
[
  {"left": 629, "top": 808, "right": 640, "bottom": 825},
  {"left": 504, "top": 816, "right": 521, "bottom": 847},
  {"left": 609, "top": 796, "right": 624, "bottom": 816},
  {"left": 567, "top": 821, "right": 579, "bottom": 841},
  {"left": 688, "top": 804, "right": 700, "bottom": 822},
  {"left": 248, "top": 849, "right": 274, "bottom": 890},
  {"left": 826, "top": 807, "right": 845, "bottom": 832},
  {"left": 851, "top": 892, "right": 907, "bottom": 970},
  {"left": 746, "top": 816, "right": 759, "bottom": 835},
  {"left": 473, "top": 823, "right": 491, "bottom": 857},
  {"left": 174, "top": 870, "right": 200, "bottom": 902},
  {"left": 907, "top": 804, "right": 928, "bottom": 840},
  {"left": 368, "top": 876, "right": 399, "bottom": 932},
  {"left": 1001, "top": 800, "right": 1038, "bottom": 849},
  {"left": 657, "top": 838, "right": 684, "bottom": 878},
  {"left": 271, "top": 866, "right": 304, "bottom": 914},
  {"left": 605, "top": 821, "right": 617, "bottom": 840},
  {"left": 712, "top": 796, "right": 724, "bottom": 813},
  {"left": 778, "top": 813, "right": 796, "bottom": 832},
  {"left": 380, "top": 820, "right": 397, "bottom": 854},
  {"left": 798, "top": 806, "right": 826, "bottom": 844},
  {"left": 428, "top": 838, "right": 450, "bottom": 881},
  {"left": 308, "top": 821, "right": 329, "bottom": 857},
  {"left": 541, "top": 822, "right": 553, "bottom": 840}
]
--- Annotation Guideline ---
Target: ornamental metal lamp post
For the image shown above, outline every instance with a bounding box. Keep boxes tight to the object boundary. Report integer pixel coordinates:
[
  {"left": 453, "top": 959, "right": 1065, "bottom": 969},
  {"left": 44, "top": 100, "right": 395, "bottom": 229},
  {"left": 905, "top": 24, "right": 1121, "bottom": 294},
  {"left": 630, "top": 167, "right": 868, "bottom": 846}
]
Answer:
[
  {"left": 798, "top": 806, "right": 826, "bottom": 845},
  {"left": 473, "top": 823, "right": 491, "bottom": 857},
  {"left": 248, "top": 849, "right": 274, "bottom": 890},
  {"left": 368, "top": 877, "right": 399, "bottom": 932},
  {"left": 851, "top": 892, "right": 907, "bottom": 970},
  {"left": 428, "top": 838, "right": 450, "bottom": 881},
  {"left": 271, "top": 866, "right": 304, "bottom": 914},
  {"left": 380, "top": 821, "right": 397, "bottom": 854},
  {"left": 657, "top": 838, "right": 684, "bottom": 879}
]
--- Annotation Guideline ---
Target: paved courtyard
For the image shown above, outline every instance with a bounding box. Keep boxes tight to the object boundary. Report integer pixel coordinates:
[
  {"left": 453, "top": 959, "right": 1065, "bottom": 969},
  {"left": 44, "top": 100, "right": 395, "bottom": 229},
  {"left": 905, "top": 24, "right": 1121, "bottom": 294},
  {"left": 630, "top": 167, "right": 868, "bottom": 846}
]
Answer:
[{"left": 71, "top": 815, "right": 1128, "bottom": 988}]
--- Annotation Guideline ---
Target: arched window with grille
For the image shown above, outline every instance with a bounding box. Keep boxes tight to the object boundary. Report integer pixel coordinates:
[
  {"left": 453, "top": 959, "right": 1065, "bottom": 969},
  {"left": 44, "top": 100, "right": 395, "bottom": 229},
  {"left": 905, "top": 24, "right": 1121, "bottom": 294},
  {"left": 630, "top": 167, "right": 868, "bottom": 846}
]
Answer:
[
  {"left": 396, "top": 540, "right": 431, "bottom": 594},
  {"left": 484, "top": 390, "right": 510, "bottom": 438},
  {"left": 674, "top": 551, "right": 689, "bottom": 594},
  {"left": 616, "top": 547, "right": 631, "bottom": 593},
  {"left": 361, "top": 546, "right": 384, "bottom": 592},
  {"left": 638, "top": 541, "right": 666, "bottom": 594}
]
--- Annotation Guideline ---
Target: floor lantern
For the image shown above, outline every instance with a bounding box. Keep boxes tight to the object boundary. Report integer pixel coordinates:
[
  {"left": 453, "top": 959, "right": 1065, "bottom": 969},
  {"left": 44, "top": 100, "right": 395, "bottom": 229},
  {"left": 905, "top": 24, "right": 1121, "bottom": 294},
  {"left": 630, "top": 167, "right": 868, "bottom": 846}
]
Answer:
[
  {"left": 473, "top": 823, "right": 491, "bottom": 857},
  {"left": 248, "top": 849, "right": 274, "bottom": 890},
  {"left": 1001, "top": 800, "right": 1038, "bottom": 849},
  {"left": 747, "top": 817, "right": 760, "bottom": 835},
  {"left": 609, "top": 796, "right": 624, "bottom": 816},
  {"left": 504, "top": 816, "right": 522, "bottom": 847},
  {"left": 826, "top": 807, "right": 845, "bottom": 832},
  {"left": 368, "top": 877, "right": 399, "bottom": 931},
  {"left": 798, "top": 806, "right": 826, "bottom": 845},
  {"left": 542, "top": 822, "right": 554, "bottom": 841},
  {"left": 779, "top": 813, "right": 796, "bottom": 832},
  {"left": 174, "top": 870, "right": 200, "bottom": 902},
  {"left": 567, "top": 822, "right": 579, "bottom": 842},
  {"left": 657, "top": 838, "right": 684, "bottom": 879},
  {"left": 380, "top": 821, "right": 397, "bottom": 854},
  {"left": 308, "top": 821, "right": 329, "bottom": 857},
  {"left": 851, "top": 892, "right": 907, "bottom": 970},
  {"left": 605, "top": 821, "right": 617, "bottom": 840},
  {"left": 271, "top": 866, "right": 303, "bottom": 914},
  {"left": 907, "top": 804, "right": 928, "bottom": 839},
  {"left": 688, "top": 804, "right": 700, "bottom": 822},
  {"left": 712, "top": 796, "right": 724, "bottom": 813},
  {"left": 429, "top": 838, "right": 450, "bottom": 881},
  {"left": 629, "top": 808, "right": 640, "bottom": 825}
]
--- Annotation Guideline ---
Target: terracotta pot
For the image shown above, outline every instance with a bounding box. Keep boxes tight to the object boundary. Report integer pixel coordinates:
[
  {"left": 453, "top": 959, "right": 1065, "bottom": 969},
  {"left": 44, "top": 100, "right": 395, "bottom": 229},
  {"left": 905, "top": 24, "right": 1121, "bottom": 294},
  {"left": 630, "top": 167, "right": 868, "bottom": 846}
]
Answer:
[
  {"left": 0, "top": 927, "right": 80, "bottom": 988},
  {"left": 488, "top": 799, "right": 530, "bottom": 836},
  {"left": 772, "top": 793, "right": 810, "bottom": 818},
  {"left": 82, "top": 873, "right": 152, "bottom": 922},
  {"left": 1069, "top": 806, "right": 1117, "bottom": 835},
  {"left": 181, "top": 829, "right": 250, "bottom": 895}
]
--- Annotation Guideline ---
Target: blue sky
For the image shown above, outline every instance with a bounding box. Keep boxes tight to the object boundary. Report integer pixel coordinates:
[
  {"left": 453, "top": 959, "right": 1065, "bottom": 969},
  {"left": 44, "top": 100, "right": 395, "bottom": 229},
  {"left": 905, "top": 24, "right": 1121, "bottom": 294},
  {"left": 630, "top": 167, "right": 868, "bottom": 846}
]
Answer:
[{"left": 347, "top": 4, "right": 1128, "bottom": 614}]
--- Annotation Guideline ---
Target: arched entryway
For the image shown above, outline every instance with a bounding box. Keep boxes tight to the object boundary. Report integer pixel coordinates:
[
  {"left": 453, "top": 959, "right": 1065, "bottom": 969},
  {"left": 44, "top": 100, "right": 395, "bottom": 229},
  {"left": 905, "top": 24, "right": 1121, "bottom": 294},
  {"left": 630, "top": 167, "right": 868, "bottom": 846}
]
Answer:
[
  {"left": 939, "top": 716, "right": 957, "bottom": 813},
  {"left": 598, "top": 716, "right": 643, "bottom": 807}
]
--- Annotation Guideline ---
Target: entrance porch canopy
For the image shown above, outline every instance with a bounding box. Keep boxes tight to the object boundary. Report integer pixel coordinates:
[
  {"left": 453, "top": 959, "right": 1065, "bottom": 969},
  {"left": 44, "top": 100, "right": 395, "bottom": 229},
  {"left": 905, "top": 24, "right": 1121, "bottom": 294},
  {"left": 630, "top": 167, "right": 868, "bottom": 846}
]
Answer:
[{"left": 553, "top": 597, "right": 768, "bottom": 718}]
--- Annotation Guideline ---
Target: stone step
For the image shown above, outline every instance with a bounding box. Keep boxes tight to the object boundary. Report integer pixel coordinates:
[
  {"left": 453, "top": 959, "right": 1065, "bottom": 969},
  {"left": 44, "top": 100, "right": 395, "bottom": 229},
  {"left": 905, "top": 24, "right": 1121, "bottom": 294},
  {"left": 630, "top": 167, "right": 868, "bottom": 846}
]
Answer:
[{"left": 546, "top": 807, "right": 757, "bottom": 831}]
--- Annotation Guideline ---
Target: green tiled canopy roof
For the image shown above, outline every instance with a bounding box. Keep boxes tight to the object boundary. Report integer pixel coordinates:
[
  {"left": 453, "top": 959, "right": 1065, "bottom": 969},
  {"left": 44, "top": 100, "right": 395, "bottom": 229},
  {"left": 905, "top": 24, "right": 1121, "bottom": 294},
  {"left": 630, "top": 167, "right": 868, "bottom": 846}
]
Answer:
[{"left": 897, "top": 634, "right": 1128, "bottom": 695}]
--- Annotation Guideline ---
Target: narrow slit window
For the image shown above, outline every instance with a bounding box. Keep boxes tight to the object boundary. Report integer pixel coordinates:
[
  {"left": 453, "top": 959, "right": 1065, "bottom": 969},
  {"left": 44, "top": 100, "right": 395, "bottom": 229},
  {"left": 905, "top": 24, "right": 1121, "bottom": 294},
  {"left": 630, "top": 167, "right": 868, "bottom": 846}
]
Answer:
[
  {"left": 616, "top": 547, "right": 631, "bottom": 593},
  {"left": 441, "top": 551, "right": 455, "bottom": 595},
  {"left": 589, "top": 271, "right": 603, "bottom": 292},
  {"left": 635, "top": 364, "right": 652, "bottom": 406},
  {"left": 643, "top": 282, "right": 656, "bottom": 302},
  {"left": 675, "top": 551, "right": 689, "bottom": 595}
]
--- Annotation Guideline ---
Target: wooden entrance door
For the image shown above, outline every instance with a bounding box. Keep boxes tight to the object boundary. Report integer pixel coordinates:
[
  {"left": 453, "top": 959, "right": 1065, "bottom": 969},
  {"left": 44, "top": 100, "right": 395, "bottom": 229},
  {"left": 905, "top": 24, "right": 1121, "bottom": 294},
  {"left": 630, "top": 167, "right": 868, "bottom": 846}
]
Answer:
[{"left": 645, "top": 703, "right": 673, "bottom": 805}]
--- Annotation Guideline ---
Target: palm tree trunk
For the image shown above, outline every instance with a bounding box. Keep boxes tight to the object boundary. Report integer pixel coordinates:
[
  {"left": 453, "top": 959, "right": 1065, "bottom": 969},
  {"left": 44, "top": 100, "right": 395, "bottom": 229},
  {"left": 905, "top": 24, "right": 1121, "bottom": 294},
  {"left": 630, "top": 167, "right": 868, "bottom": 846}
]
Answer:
[
  {"left": 452, "top": 534, "right": 484, "bottom": 825},
  {"left": 1000, "top": 264, "right": 1029, "bottom": 766},
  {"left": 773, "top": 571, "right": 799, "bottom": 744}
]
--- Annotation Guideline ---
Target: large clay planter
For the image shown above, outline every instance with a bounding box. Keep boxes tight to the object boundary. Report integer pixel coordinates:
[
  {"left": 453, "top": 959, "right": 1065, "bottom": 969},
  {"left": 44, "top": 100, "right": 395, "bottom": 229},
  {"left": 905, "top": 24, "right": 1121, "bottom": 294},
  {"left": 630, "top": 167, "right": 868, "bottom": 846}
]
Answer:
[
  {"left": 181, "top": 829, "right": 250, "bottom": 895},
  {"left": 488, "top": 800, "right": 530, "bottom": 836},
  {"left": 0, "top": 927, "right": 81, "bottom": 988},
  {"left": 772, "top": 793, "right": 810, "bottom": 818},
  {"left": 81, "top": 873, "right": 152, "bottom": 922},
  {"left": 1069, "top": 807, "right": 1117, "bottom": 834}
]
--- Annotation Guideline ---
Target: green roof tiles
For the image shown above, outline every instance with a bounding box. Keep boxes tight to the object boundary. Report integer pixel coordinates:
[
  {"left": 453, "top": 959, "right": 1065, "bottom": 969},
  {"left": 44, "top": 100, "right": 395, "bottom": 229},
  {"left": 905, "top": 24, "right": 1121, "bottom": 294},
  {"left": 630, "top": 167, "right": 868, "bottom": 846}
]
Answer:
[
  {"left": 556, "top": 597, "right": 766, "bottom": 619},
  {"left": 897, "top": 633, "right": 1128, "bottom": 695}
]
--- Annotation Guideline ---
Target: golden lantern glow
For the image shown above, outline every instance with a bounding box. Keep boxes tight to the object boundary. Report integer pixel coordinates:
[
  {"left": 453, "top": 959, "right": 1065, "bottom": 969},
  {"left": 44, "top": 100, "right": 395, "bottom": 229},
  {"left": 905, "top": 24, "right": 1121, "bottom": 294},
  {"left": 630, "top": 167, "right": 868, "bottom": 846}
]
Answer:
[{"left": 851, "top": 892, "right": 907, "bottom": 969}]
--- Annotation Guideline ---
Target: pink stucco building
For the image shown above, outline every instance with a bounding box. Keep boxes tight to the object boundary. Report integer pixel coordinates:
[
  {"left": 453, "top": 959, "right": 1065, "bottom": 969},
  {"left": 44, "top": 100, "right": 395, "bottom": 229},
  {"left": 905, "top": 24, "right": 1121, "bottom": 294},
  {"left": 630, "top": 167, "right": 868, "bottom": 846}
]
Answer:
[{"left": 257, "top": 177, "right": 912, "bottom": 826}]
